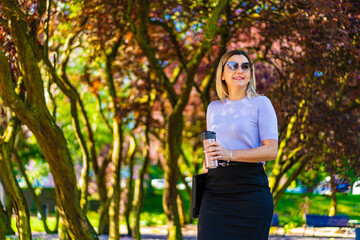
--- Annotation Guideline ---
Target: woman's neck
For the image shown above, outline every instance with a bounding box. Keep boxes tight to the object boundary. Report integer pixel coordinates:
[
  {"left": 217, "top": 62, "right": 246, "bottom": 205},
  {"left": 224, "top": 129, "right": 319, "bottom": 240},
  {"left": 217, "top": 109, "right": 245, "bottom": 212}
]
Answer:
[{"left": 228, "top": 89, "right": 247, "bottom": 101}]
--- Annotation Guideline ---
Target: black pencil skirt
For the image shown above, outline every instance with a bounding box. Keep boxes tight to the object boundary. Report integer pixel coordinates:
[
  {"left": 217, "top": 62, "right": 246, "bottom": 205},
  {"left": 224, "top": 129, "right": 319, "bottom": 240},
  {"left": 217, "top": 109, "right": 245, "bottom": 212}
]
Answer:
[{"left": 197, "top": 161, "right": 274, "bottom": 240}]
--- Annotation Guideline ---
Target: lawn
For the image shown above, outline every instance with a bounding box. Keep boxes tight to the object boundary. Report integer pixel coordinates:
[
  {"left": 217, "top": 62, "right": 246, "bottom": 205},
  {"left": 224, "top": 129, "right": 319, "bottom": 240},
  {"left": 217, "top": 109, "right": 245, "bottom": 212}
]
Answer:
[
  {"left": 9, "top": 191, "right": 360, "bottom": 233},
  {"left": 276, "top": 192, "right": 360, "bottom": 230}
]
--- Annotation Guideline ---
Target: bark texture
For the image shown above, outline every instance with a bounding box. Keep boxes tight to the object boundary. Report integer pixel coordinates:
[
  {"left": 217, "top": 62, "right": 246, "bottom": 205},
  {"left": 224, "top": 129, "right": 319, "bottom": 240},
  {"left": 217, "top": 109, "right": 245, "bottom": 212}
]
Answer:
[
  {"left": 132, "top": 90, "right": 153, "bottom": 240},
  {"left": 13, "top": 151, "right": 59, "bottom": 234},
  {"left": 0, "top": 117, "right": 31, "bottom": 240},
  {"left": 0, "top": 3, "right": 98, "bottom": 239},
  {"left": 104, "top": 40, "right": 124, "bottom": 240},
  {"left": 329, "top": 173, "right": 337, "bottom": 216},
  {"left": 124, "top": 134, "right": 136, "bottom": 236}
]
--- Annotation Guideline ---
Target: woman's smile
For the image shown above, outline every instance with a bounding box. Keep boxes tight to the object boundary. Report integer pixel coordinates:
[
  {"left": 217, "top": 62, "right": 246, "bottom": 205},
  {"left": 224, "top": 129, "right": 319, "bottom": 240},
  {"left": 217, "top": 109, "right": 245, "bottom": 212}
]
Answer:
[{"left": 233, "top": 76, "right": 245, "bottom": 81}]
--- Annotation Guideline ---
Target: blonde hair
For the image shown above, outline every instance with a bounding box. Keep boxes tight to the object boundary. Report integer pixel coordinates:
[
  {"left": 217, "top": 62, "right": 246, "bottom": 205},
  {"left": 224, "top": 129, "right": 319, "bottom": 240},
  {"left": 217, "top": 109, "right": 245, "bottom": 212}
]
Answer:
[{"left": 215, "top": 50, "right": 259, "bottom": 101}]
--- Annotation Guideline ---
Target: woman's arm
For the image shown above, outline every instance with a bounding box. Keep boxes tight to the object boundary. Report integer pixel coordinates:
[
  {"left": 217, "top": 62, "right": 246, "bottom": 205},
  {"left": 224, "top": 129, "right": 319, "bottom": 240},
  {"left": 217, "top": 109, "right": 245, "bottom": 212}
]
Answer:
[{"left": 205, "top": 139, "right": 278, "bottom": 163}]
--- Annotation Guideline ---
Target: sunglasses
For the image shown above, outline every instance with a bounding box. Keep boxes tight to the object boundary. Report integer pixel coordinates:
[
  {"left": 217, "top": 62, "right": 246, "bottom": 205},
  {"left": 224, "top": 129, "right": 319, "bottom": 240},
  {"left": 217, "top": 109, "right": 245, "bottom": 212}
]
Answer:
[{"left": 225, "top": 61, "right": 252, "bottom": 72}]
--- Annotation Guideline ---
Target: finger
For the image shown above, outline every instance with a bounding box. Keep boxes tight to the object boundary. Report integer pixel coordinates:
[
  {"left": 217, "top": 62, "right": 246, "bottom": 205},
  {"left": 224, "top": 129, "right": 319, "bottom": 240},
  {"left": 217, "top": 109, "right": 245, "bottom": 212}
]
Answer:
[
  {"left": 206, "top": 142, "right": 218, "bottom": 146},
  {"left": 209, "top": 152, "right": 222, "bottom": 158},
  {"left": 209, "top": 156, "right": 218, "bottom": 161},
  {"left": 208, "top": 148, "right": 223, "bottom": 155},
  {"left": 205, "top": 142, "right": 219, "bottom": 149},
  {"left": 204, "top": 147, "right": 215, "bottom": 152},
  {"left": 208, "top": 153, "right": 218, "bottom": 158},
  {"left": 205, "top": 147, "right": 219, "bottom": 153}
]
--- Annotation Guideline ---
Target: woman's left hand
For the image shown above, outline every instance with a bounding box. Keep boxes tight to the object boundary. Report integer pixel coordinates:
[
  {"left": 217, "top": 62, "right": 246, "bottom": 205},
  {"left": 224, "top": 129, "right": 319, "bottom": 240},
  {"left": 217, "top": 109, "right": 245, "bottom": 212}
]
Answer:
[{"left": 204, "top": 142, "right": 231, "bottom": 161}]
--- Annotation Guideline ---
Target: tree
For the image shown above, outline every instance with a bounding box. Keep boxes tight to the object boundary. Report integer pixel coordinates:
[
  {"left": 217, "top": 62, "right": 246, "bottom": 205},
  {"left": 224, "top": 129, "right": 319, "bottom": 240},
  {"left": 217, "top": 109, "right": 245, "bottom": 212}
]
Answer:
[
  {"left": 0, "top": 198, "right": 14, "bottom": 239},
  {"left": 0, "top": 114, "right": 31, "bottom": 239},
  {"left": 0, "top": 21, "right": 22, "bottom": 239},
  {"left": 246, "top": 0, "right": 360, "bottom": 208},
  {"left": 0, "top": 1, "right": 98, "bottom": 239},
  {"left": 12, "top": 149, "right": 59, "bottom": 234},
  {"left": 127, "top": 0, "right": 229, "bottom": 238}
]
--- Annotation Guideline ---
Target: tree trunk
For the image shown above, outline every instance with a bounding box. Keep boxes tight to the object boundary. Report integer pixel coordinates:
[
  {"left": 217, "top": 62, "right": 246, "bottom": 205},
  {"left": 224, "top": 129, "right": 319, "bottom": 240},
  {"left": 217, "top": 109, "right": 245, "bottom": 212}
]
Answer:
[
  {"left": 97, "top": 150, "right": 111, "bottom": 234},
  {"left": 79, "top": 149, "right": 90, "bottom": 213},
  {"left": 132, "top": 137, "right": 151, "bottom": 240},
  {"left": 108, "top": 121, "right": 123, "bottom": 240},
  {"left": 13, "top": 150, "right": 58, "bottom": 233},
  {"left": 103, "top": 34, "right": 124, "bottom": 239},
  {"left": 58, "top": 217, "right": 71, "bottom": 240},
  {"left": 0, "top": 205, "right": 7, "bottom": 240},
  {"left": 272, "top": 155, "right": 309, "bottom": 209},
  {"left": 132, "top": 178, "right": 142, "bottom": 240},
  {"left": 98, "top": 197, "right": 111, "bottom": 234},
  {"left": 177, "top": 194, "right": 186, "bottom": 226},
  {"left": 329, "top": 173, "right": 337, "bottom": 216},
  {"left": 0, "top": 150, "right": 31, "bottom": 240},
  {"left": 0, "top": 195, "right": 14, "bottom": 237},
  {"left": 82, "top": 69, "right": 112, "bottom": 224},
  {"left": 5, "top": 193, "right": 12, "bottom": 221},
  {"left": 177, "top": 167, "right": 191, "bottom": 225},
  {"left": 132, "top": 88, "right": 153, "bottom": 240},
  {"left": 0, "top": 10, "right": 98, "bottom": 239},
  {"left": 56, "top": 31, "right": 94, "bottom": 214},
  {"left": 163, "top": 112, "right": 183, "bottom": 240},
  {"left": 124, "top": 135, "right": 136, "bottom": 236},
  {"left": 95, "top": 151, "right": 112, "bottom": 234},
  {"left": 0, "top": 117, "right": 31, "bottom": 240}
]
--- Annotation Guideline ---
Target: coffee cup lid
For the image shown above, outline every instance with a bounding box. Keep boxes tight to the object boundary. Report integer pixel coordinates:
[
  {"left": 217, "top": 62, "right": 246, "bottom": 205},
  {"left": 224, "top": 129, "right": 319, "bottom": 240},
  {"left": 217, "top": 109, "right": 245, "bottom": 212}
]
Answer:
[{"left": 200, "top": 131, "right": 216, "bottom": 141}]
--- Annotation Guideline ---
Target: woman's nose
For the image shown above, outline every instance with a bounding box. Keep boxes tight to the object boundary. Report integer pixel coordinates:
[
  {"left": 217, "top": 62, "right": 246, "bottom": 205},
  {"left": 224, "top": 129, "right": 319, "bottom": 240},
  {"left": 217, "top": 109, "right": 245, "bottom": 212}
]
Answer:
[{"left": 235, "top": 67, "right": 245, "bottom": 74}]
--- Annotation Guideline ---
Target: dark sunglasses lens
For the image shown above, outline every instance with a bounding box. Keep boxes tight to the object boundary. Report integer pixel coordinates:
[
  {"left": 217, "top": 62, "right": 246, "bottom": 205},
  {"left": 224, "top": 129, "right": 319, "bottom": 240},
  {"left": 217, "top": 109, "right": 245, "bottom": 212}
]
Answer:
[
  {"left": 241, "top": 63, "right": 250, "bottom": 71},
  {"left": 226, "top": 62, "right": 239, "bottom": 71}
]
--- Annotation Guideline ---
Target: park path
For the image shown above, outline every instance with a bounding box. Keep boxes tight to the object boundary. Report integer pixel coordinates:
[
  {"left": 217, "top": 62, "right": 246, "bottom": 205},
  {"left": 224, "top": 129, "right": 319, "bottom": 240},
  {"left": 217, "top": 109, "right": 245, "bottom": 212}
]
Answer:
[
  {"left": 4, "top": 235, "right": 356, "bottom": 240},
  {"left": 6, "top": 224, "right": 356, "bottom": 239}
]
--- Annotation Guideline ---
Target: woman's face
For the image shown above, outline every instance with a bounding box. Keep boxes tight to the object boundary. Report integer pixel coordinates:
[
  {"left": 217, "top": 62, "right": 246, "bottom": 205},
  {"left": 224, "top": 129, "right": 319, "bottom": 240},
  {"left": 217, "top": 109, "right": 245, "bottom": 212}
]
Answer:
[{"left": 222, "top": 54, "right": 251, "bottom": 92}]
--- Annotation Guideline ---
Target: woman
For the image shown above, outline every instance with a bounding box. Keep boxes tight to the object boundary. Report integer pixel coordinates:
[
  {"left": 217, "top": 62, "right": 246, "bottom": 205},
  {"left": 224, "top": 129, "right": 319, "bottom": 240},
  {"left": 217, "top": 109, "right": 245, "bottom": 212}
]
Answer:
[{"left": 198, "top": 49, "right": 278, "bottom": 240}]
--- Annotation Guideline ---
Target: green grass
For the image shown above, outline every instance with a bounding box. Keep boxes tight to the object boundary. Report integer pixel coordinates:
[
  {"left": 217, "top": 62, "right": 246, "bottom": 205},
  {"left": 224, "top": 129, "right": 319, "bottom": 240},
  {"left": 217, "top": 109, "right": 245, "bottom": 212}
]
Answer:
[
  {"left": 8, "top": 191, "right": 360, "bottom": 235},
  {"left": 276, "top": 192, "right": 360, "bottom": 230},
  {"left": 8, "top": 189, "right": 168, "bottom": 234},
  {"left": 10, "top": 216, "right": 58, "bottom": 233}
]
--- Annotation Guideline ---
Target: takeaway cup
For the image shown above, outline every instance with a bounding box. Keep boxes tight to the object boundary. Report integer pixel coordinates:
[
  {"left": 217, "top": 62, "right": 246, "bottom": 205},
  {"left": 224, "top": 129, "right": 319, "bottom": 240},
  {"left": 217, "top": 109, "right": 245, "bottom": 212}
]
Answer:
[{"left": 201, "top": 131, "right": 218, "bottom": 169}]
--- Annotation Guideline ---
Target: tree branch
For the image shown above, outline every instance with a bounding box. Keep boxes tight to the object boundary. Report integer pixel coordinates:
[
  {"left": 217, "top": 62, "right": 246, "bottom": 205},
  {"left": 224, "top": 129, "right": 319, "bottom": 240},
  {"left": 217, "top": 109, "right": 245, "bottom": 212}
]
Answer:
[
  {"left": 0, "top": 16, "right": 8, "bottom": 27},
  {"left": 107, "top": 34, "right": 123, "bottom": 60},
  {"left": 37, "top": 0, "right": 48, "bottom": 19},
  {"left": 12, "top": 149, "right": 58, "bottom": 233},
  {"left": 0, "top": 50, "right": 33, "bottom": 121},
  {"left": 278, "top": 147, "right": 303, "bottom": 178},
  {"left": 180, "top": 147, "right": 191, "bottom": 170},
  {"left": 2, "top": 1, "right": 48, "bottom": 109},
  {"left": 187, "top": 1, "right": 228, "bottom": 71},
  {"left": 2, "top": 0, "right": 27, "bottom": 22},
  {"left": 83, "top": 66, "right": 113, "bottom": 133},
  {"left": 273, "top": 154, "right": 309, "bottom": 204},
  {"left": 128, "top": 0, "right": 178, "bottom": 107},
  {"left": 198, "top": 3, "right": 231, "bottom": 109},
  {"left": 59, "top": 17, "right": 88, "bottom": 79},
  {"left": 169, "top": 65, "right": 183, "bottom": 84},
  {"left": 175, "top": 0, "right": 229, "bottom": 114},
  {"left": 44, "top": 0, "right": 52, "bottom": 56},
  {"left": 149, "top": 19, "right": 187, "bottom": 68}
]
